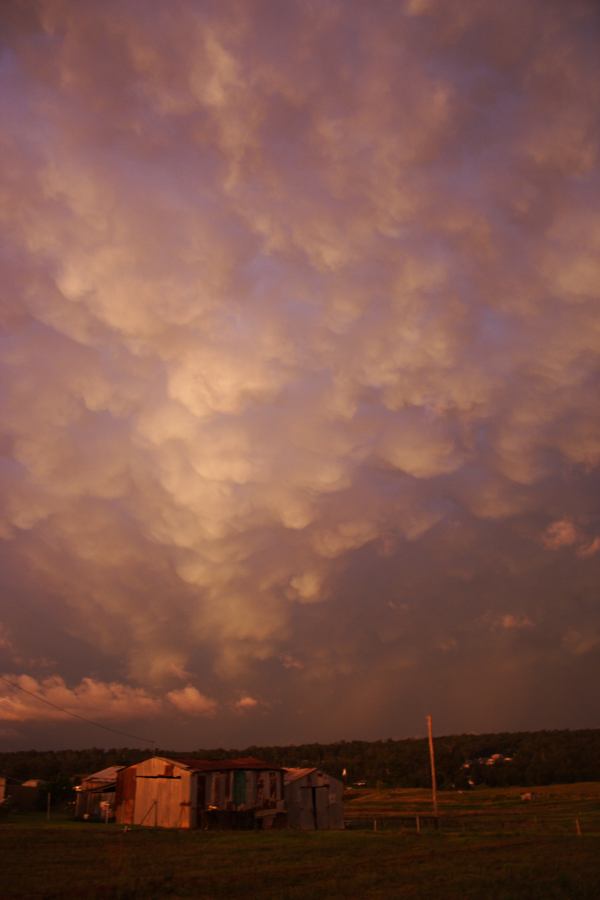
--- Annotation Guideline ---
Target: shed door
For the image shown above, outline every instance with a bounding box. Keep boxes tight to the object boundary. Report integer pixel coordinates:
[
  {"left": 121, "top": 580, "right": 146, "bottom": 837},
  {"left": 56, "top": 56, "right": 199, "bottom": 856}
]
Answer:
[
  {"left": 196, "top": 775, "right": 206, "bottom": 809},
  {"left": 315, "top": 784, "right": 329, "bottom": 829},
  {"left": 116, "top": 768, "right": 136, "bottom": 824}
]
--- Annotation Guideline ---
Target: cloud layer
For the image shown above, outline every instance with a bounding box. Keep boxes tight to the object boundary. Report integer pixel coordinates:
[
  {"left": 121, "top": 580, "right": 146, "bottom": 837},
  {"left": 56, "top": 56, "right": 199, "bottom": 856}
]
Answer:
[{"left": 1, "top": 0, "right": 599, "bottom": 748}]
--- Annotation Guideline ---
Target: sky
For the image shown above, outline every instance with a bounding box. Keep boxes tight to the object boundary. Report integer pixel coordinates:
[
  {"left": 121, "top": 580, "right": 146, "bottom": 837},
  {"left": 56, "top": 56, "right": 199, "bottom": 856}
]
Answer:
[{"left": 1, "top": 0, "right": 599, "bottom": 751}]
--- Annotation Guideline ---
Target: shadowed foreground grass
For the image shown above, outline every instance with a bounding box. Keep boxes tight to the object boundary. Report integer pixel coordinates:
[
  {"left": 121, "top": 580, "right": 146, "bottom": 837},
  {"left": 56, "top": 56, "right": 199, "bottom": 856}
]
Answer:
[{"left": 1, "top": 822, "right": 600, "bottom": 899}]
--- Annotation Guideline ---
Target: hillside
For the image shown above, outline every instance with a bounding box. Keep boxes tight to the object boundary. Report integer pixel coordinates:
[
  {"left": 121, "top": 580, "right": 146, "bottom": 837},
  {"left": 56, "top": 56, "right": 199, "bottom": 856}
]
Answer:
[{"left": 1, "top": 728, "right": 599, "bottom": 790}]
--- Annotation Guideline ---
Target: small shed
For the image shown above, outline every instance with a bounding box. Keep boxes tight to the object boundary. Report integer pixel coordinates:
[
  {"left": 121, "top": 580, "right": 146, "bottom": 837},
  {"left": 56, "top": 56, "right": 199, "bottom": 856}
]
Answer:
[
  {"left": 74, "top": 766, "right": 125, "bottom": 821},
  {"left": 284, "top": 768, "right": 344, "bottom": 830},
  {"left": 0, "top": 776, "right": 45, "bottom": 812},
  {"left": 115, "top": 756, "right": 285, "bottom": 829}
]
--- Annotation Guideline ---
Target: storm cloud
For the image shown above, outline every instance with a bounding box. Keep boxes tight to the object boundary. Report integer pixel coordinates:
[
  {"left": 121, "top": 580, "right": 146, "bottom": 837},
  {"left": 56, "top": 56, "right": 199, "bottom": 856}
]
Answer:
[{"left": 1, "top": 0, "right": 599, "bottom": 749}]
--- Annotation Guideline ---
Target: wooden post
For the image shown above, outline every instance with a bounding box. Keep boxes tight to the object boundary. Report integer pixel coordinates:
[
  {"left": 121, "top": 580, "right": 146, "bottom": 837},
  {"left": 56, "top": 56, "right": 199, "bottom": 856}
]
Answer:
[
  {"left": 416, "top": 815, "right": 421, "bottom": 834},
  {"left": 576, "top": 817, "right": 582, "bottom": 836},
  {"left": 427, "top": 714, "right": 438, "bottom": 819},
  {"left": 46, "top": 791, "right": 51, "bottom": 821}
]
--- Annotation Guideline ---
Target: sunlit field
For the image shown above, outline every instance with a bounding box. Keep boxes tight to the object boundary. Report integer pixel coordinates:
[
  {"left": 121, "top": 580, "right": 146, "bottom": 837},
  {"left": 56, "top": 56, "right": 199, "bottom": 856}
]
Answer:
[{"left": 2, "top": 783, "right": 600, "bottom": 898}]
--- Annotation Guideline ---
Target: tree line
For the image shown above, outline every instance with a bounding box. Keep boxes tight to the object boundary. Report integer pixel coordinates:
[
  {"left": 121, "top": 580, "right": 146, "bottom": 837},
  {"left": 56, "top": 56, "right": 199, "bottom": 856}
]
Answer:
[{"left": 1, "top": 729, "right": 599, "bottom": 793}]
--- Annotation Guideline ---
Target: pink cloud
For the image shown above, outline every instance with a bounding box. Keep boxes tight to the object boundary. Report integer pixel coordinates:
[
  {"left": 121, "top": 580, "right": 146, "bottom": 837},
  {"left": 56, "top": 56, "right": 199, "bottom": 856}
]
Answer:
[
  {"left": 234, "top": 694, "right": 260, "bottom": 711},
  {"left": 166, "top": 685, "right": 217, "bottom": 717},
  {"left": 577, "top": 536, "right": 600, "bottom": 559},
  {"left": 541, "top": 519, "right": 579, "bottom": 550},
  {"left": 498, "top": 614, "right": 534, "bottom": 631},
  {"left": 541, "top": 521, "right": 600, "bottom": 559},
  {"left": 0, "top": 674, "right": 161, "bottom": 723}
]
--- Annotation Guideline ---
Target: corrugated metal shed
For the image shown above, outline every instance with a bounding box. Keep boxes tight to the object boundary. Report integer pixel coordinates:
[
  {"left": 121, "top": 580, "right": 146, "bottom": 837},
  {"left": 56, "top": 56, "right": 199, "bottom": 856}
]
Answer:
[
  {"left": 75, "top": 765, "right": 127, "bottom": 820},
  {"left": 284, "top": 768, "right": 344, "bottom": 830},
  {"left": 115, "top": 756, "right": 286, "bottom": 830}
]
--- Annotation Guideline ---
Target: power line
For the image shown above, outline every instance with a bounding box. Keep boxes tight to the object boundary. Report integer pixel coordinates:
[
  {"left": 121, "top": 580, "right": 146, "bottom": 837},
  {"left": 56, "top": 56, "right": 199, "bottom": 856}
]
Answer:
[{"left": 0, "top": 675, "right": 157, "bottom": 747}]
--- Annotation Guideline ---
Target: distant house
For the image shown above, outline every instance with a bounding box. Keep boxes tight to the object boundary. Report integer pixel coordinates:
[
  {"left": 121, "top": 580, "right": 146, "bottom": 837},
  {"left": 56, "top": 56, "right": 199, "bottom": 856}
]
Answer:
[
  {"left": 115, "top": 756, "right": 285, "bottom": 830},
  {"left": 284, "top": 768, "right": 344, "bottom": 830},
  {"left": 74, "top": 766, "right": 126, "bottom": 821}
]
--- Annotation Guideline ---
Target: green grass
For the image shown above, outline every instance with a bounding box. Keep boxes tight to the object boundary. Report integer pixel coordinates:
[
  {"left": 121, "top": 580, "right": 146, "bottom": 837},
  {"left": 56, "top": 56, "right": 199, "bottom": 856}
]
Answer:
[
  {"left": 2, "top": 784, "right": 600, "bottom": 898},
  {"left": 344, "top": 781, "right": 600, "bottom": 835}
]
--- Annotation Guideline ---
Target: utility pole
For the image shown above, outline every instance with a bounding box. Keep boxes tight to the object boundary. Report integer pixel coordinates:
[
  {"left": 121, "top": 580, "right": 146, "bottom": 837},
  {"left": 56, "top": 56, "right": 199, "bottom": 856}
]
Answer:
[{"left": 426, "top": 714, "right": 438, "bottom": 818}]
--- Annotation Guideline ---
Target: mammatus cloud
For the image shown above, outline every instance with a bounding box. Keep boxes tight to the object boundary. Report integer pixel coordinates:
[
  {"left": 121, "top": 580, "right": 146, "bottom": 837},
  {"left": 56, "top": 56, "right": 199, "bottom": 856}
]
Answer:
[{"left": 0, "top": 0, "right": 599, "bottom": 746}]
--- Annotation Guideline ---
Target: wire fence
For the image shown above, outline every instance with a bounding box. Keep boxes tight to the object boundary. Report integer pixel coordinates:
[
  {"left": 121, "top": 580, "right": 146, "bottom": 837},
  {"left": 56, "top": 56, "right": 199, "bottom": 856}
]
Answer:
[{"left": 344, "top": 812, "right": 600, "bottom": 836}]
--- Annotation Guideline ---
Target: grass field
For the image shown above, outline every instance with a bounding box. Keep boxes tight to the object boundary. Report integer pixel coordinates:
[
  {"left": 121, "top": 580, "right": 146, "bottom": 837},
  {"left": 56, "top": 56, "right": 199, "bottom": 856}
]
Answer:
[
  {"left": 345, "top": 781, "right": 600, "bottom": 835},
  {"left": 2, "top": 783, "right": 600, "bottom": 898}
]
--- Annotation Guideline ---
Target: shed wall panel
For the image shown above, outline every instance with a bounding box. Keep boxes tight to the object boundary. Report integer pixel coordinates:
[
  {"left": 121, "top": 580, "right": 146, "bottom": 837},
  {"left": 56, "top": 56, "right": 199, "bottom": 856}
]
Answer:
[{"left": 285, "top": 771, "right": 344, "bottom": 830}]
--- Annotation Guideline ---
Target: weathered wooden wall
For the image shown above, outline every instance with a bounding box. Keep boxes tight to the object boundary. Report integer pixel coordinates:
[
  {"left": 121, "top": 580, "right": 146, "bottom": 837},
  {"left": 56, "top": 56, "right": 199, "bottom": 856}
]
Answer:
[{"left": 131, "top": 757, "right": 194, "bottom": 829}]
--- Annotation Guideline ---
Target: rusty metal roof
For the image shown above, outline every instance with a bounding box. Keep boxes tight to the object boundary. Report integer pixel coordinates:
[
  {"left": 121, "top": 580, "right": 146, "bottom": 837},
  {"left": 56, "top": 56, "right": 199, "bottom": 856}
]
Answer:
[
  {"left": 80, "top": 766, "right": 126, "bottom": 784},
  {"left": 283, "top": 767, "right": 318, "bottom": 783},
  {"left": 169, "top": 756, "right": 284, "bottom": 772}
]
